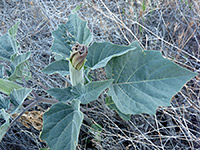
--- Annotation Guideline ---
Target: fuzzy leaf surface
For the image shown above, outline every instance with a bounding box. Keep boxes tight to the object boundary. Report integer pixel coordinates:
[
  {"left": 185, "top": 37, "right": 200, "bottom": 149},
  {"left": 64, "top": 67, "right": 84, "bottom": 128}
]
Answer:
[
  {"left": 0, "top": 78, "right": 22, "bottom": 95},
  {"left": 8, "top": 22, "right": 20, "bottom": 53},
  {"left": 0, "top": 95, "right": 10, "bottom": 110},
  {"left": 66, "top": 13, "right": 93, "bottom": 45},
  {"left": 47, "top": 87, "right": 73, "bottom": 102},
  {"left": 105, "top": 96, "right": 131, "bottom": 120},
  {"left": 105, "top": 50, "right": 197, "bottom": 115},
  {"left": 10, "top": 88, "right": 32, "bottom": 113},
  {"left": 51, "top": 13, "right": 92, "bottom": 58},
  {"left": 0, "top": 22, "right": 19, "bottom": 60},
  {"left": 8, "top": 52, "right": 31, "bottom": 81},
  {"left": 42, "top": 59, "right": 69, "bottom": 75},
  {"left": 40, "top": 100, "right": 83, "bottom": 150},
  {"left": 86, "top": 41, "right": 142, "bottom": 70},
  {"left": 48, "top": 79, "right": 113, "bottom": 104},
  {"left": 71, "top": 79, "right": 113, "bottom": 104},
  {"left": 51, "top": 24, "right": 72, "bottom": 58}
]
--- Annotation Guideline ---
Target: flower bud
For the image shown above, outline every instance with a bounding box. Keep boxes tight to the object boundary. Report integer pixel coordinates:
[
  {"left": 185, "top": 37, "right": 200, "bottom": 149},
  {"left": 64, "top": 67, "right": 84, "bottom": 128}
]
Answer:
[
  {"left": 69, "top": 43, "right": 88, "bottom": 86},
  {"left": 69, "top": 43, "right": 88, "bottom": 70}
]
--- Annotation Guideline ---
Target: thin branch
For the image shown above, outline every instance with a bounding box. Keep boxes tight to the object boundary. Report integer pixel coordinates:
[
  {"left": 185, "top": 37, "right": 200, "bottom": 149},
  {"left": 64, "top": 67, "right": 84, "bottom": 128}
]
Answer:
[
  {"left": 9, "top": 100, "right": 39, "bottom": 128},
  {"left": 10, "top": 94, "right": 58, "bottom": 128},
  {"left": 59, "top": 74, "right": 72, "bottom": 85}
]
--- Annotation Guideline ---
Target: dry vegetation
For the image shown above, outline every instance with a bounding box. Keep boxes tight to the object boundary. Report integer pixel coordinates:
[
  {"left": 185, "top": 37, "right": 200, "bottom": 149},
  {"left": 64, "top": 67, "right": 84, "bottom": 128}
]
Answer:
[{"left": 0, "top": 0, "right": 199, "bottom": 150}]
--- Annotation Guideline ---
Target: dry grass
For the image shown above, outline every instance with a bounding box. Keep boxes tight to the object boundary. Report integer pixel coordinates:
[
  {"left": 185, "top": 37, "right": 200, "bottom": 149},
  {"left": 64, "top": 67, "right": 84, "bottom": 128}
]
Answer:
[{"left": 0, "top": 0, "right": 199, "bottom": 149}]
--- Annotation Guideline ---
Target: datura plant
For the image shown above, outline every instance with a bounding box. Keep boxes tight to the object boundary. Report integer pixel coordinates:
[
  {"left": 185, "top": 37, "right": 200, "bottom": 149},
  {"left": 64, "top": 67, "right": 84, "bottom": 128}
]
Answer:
[{"left": 0, "top": 11, "right": 197, "bottom": 150}]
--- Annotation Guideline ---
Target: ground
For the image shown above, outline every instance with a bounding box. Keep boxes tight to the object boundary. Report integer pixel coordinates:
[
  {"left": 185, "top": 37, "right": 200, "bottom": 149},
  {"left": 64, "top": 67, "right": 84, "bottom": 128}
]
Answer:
[{"left": 0, "top": 0, "right": 199, "bottom": 150}]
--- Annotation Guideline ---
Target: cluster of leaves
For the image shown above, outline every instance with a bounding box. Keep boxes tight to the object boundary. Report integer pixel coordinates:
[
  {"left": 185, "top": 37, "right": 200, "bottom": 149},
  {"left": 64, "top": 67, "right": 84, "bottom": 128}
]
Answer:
[
  {"left": 0, "top": 11, "right": 197, "bottom": 150},
  {"left": 0, "top": 23, "right": 32, "bottom": 141}
]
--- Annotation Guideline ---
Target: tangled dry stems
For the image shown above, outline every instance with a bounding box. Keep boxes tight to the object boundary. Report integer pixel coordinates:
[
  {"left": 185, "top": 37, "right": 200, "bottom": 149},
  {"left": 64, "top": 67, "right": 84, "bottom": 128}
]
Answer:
[{"left": 0, "top": 0, "right": 199, "bottom": 149}]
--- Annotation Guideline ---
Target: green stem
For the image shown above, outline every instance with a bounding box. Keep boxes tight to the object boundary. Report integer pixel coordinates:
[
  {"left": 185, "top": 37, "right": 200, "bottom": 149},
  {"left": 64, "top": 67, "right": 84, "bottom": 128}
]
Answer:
[{"left": 69, "top": 61, "right": 84, "bottom": 86}]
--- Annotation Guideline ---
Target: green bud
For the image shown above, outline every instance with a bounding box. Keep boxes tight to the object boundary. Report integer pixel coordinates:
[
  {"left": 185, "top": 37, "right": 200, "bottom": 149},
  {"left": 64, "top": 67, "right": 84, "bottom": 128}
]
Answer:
[
  {"left": 69, "top": 43, "right": 88, "bottom": 70},
  {"left": 69, "top": 43, "right": 88, "bottom": 86}
]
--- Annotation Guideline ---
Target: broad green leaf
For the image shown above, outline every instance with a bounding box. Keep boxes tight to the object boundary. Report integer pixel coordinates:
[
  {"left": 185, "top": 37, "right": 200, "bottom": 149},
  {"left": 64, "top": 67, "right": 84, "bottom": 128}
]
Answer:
[
  {"left": 0, "top": 78, "right": 22, "bottom": 95},
  {"left": 0, "top": 109, "right": 10, "bottom": 141},
  {"left": 0, "top": 22, "right": 20, "bottom": 61},
  {"left": 0, "top": 95, "right": 10, "bottom": 110},
  {"left": 11, "top": 52, "right": 31, "bottom": 67},
  {"left": 105, "top": 96, "right": 131, "bottom": 120},
  {"left": 48, "top": 79, "right": 113, "bottom": 104},
  {"left": 105, "top": 50, "right": 197, "bottom": 115},
  {"left": 8, "top": 22, "right": 20, "bottom": 53},
  {"left": 55, "top": 53, "right": 63, "bottom": 61},
  {"left": 86, "top": 41, "right": 142, "bottom": 70},
  {"left": 42, "top": 59, "right": 69, "bottom": 75},
  {"left": 72, "top": 79, "right": 113, "bottom": 104},
  {"left": 8, "top": 51, "right": 31, "bottom": 81},
  {"left": 66, "top": 13, "right": 93, "bottom": 45},
  {"left": 40, "top": 100, "right": 83, "bottom": 150},
  {"left": 51, "top": 24, "right": 72, "bottom": 58},
  {"left": 47, "top": 87, "right": 73, "bottom": 102},
  {"left": 51, "top": 13, "right": 92, "bottom": 58},
  {"left": 0, "top": 34, "right": 15, "bottom": 60},
  {"left": 10, "top": 88, "right": 32, "bottom": 113}
]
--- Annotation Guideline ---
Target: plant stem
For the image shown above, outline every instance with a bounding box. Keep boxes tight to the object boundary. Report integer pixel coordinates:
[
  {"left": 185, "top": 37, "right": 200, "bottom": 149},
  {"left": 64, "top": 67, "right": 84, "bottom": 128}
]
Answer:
[
  {"left": 59, "top": 74, "right": 71, "bottom": 85},
  {"left": 69, "top": 62, "right": 84, "bottom": 86}
]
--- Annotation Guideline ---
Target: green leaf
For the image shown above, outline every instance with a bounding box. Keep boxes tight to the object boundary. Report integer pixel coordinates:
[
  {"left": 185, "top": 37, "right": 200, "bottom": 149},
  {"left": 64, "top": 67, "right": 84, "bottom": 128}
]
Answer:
[
  {"left": 51, "top": 24, "right": 72, "bottom": 58},
  {"left": 10, "top": 88, "right": 32, "bottom": 113},
  {"left": 55, "top": 53, "right": 63, "bottom": 61},
  {"left": 0, "top": 34, "right": 14, "bottom": 61},
  {"left": 0, "top": 22, "right": 20, "bottom": 61},
  {"left": 105, "top": 96, "right": 131, "bottom": 120},
  {"left": 47, "top": 87, "right": 74, "bottom": 102},
  {"left": 0, "top": 109, "right": 10, "bottom": 141},
  {"left": 0, "top": 95, "right": 10, "bottom": 110},
  {"left": 105, "top": 50, "right": 197, "bottom": 115},
  {"left": 8, "top": 51, "right": 31, "bottom": 81},
  {"left": 48, "top": 79, "right": 113, "bottom": 104},
  {"left": 66, "top": 13, "right": 93, "bottom": 45},
  {"left": 0, "top": 78, "right": 22, "bottom": 95},
  {"left": 40, "top": 100, "right": 83, "bottom": 150},
  {"left": 8, "top": 22, "right": 20, "bottom": 53},
  {"left": 51, "top": 13, "right": 93, "bottom": 58},
  {"left": 72, "top": 79, "right": 113, "bottom": 104},
  {"left": 11, "top": 52, "right": 31, "bottom": 67},
  {"left": 42, "top": 59, "right": 69, "bottom": 75},
  {"left": 86, "top": 41, "right": 142, "bottom": 70}
]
